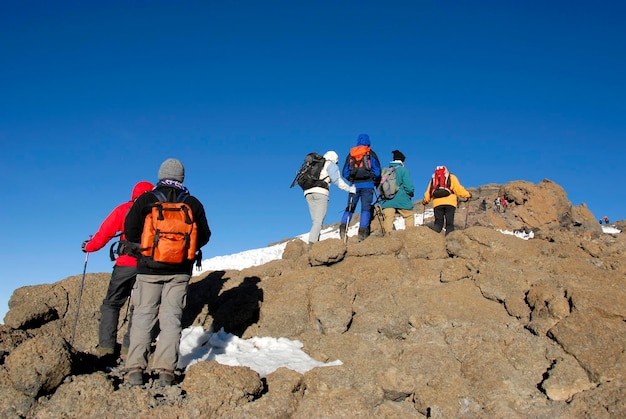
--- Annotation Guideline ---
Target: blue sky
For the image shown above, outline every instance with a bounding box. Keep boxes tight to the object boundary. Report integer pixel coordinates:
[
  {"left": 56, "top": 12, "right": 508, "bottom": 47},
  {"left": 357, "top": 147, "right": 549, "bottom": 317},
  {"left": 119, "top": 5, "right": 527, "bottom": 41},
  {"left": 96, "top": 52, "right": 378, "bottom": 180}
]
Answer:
[{"left": 1, "top": 1, "right": 625, "bottom": 319}]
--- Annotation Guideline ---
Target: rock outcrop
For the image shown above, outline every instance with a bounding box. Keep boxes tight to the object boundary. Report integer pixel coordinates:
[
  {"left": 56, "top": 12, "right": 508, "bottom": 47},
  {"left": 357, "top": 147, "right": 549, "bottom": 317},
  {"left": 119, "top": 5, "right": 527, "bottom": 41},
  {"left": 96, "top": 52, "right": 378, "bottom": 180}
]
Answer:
[{"left": 1, "top": 179, "right": 624, "bottom": 418}]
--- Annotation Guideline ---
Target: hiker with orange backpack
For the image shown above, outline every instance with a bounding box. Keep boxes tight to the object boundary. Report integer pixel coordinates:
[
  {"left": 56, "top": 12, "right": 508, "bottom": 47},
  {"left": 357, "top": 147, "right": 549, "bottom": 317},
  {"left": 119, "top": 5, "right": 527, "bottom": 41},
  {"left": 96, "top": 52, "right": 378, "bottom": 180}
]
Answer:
[
  {"left": 81, "top": 180, "right": 155, "bottom": 360},
  {"left": 123, "top": 158, "right": 211, "bottom": 387},
  {"left": 339, "top": 134, "right": 381, "bottom": 242},
  {"left": 422, "top": 166, "right": 471, "bottom": 235}
]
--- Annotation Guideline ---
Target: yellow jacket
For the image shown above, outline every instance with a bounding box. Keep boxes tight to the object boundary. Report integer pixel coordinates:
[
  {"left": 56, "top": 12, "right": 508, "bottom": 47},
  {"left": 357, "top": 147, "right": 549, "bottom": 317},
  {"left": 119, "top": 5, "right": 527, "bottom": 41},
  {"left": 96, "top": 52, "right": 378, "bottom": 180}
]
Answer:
[{"left": 423, "top": 173, "right": 471, "bottom": 208}]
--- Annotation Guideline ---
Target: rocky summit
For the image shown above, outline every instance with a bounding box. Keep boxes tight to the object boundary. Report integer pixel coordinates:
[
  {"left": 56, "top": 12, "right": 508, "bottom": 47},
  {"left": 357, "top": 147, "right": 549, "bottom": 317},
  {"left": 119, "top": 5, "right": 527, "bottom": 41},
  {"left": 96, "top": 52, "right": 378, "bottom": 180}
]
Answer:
[{"left": 1, "top": 179, "right": 625, "bottom": 418}]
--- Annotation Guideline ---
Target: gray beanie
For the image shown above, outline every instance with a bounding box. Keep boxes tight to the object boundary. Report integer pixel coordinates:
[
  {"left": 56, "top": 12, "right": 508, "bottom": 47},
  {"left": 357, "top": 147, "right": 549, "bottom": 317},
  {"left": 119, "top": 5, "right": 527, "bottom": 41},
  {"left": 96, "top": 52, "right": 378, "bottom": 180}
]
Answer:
[{"left": 158, "top": 158, "right": 185, "bottom": 182}]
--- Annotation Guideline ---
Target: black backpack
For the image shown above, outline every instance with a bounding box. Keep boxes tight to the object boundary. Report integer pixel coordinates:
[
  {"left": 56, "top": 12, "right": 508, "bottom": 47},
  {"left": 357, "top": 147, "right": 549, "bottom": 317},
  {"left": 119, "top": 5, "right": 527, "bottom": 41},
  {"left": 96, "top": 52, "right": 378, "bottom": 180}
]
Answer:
[
  {"left": 347, "top": 151, "right": 372, "bottom": 182},
  {"left": 290, "top": 153, "right": 329, "bottom": 190}
]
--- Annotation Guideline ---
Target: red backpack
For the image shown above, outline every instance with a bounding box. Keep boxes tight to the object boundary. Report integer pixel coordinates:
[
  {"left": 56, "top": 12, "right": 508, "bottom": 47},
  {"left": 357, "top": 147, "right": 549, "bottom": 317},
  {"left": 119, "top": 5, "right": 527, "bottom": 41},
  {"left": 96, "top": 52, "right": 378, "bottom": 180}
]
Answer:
[{"left": 430, "top": 166, "right": 452, "bottom": 198}]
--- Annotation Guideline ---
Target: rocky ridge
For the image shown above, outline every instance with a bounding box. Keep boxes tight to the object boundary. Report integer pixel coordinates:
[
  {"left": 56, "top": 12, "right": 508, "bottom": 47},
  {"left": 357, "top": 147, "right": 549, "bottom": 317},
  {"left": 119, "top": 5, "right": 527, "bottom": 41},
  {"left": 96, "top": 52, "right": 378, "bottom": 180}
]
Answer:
[{"left": 1, "top": 179, "right": 625, "bottom": 418}]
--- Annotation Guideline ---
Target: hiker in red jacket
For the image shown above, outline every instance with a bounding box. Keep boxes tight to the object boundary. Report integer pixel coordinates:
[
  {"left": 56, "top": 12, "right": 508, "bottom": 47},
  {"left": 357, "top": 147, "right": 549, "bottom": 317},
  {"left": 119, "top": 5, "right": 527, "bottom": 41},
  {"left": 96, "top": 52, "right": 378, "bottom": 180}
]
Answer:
[
  {"left": 82, "top": 180, "right": 154, "bottom": 359},
  {"left": 501, "top": 197, "right": 508, "bottom": 212}
]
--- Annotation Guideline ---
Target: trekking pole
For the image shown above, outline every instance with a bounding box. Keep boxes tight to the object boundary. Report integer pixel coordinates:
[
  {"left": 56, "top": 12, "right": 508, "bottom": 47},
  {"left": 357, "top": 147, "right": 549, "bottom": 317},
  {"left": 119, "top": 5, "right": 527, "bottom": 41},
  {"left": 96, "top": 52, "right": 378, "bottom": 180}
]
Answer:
[
  {"left": 344, "top": 190, "right": 355, "bottom": 244},
  {"left": 421, "top": 204, "right": 426, "bottom": 226},
  {"left": 118, "top": 295, "right": 131, "bottom": 332},
  {"left": 289, "top": 171, "right": 300, "bottom": 188},
  {"left": 70, "top": 242, "right": 90, "bottom": 346},
  {"left": 373, "top": 190, "right": 386, "bottom": 235},
  {"left": 464, "top": 198, "right": 471, "bottom": 229}
]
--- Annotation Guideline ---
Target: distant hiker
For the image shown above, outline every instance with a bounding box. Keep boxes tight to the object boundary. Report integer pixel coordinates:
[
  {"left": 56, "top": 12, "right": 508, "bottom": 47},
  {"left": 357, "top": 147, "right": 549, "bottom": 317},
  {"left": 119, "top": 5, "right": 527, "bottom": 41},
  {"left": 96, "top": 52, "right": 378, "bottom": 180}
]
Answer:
[
  {"left": 480, "top": 198, "right": 487, "bottom": 211},
  {"left": 303, "top": 151, "right": 351, "bottom": 243},
  {"left": 602, "top": 216, "right": 609, "bottom": 224},
  {"left": 422, "top": 166, "right": 471, "bottom": 235},
  {"left": 501, "top": 197, "right": 508, "bottom": 212},
  {"left": 494, "top": 197, "right": 501, "bottom": 212},
  {"left": 123, "top": 158, "right": 211, "bottom": 387},
  {"left": 340, "top": 134, "right": 381, "bottom": 242},
  {"left": 379, "top": 150, "right": 415, "bottom": 233},
  {"left": 82, "top": 180, "right": 155, "bottom": 360}
]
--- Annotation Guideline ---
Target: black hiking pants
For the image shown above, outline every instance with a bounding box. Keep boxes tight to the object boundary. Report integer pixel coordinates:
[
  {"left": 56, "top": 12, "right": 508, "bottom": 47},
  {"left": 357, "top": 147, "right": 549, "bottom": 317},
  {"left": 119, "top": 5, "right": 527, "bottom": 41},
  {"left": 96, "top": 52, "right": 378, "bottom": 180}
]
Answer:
[
  {"left": 433, "top": 205, "right": 456, "bottom": 235},
  {"left": 99, "top": 265, "right": 136, "bottom": 351}
]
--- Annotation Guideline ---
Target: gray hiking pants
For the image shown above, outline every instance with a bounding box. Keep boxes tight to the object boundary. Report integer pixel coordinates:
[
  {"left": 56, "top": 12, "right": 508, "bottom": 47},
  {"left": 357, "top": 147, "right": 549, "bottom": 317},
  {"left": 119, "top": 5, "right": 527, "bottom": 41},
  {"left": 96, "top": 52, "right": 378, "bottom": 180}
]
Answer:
[
  {"left": 125, "top": 273, "right": 190, "bottom": 372},
  {"left": 306, "top": 192, "right": 328, "bottom": 243}
]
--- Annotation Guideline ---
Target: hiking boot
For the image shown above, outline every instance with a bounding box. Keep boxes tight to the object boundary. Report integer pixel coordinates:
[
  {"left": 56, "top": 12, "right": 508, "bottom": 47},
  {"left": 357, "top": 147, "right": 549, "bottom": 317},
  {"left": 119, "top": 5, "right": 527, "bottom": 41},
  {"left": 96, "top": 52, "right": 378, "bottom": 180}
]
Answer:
[
  {"left": 158, "top": 370, "right": 175, "bottom": 387},
  {"left": 358, "top": 227, "right": 370, "bottom": 242},
  {"left": 339, "top": 224, "right": 347, "bottom": 240},
  {"left": 127, "top": 368, "right": 144, "bottom": 386}
]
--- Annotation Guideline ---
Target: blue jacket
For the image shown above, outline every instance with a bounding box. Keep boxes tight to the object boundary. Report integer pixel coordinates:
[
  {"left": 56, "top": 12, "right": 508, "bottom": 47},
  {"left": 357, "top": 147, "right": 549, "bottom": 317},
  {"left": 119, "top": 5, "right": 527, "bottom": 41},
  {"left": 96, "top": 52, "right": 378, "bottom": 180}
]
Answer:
[{"left": 381, "top": 162, "right": 415, "bottom": 210}]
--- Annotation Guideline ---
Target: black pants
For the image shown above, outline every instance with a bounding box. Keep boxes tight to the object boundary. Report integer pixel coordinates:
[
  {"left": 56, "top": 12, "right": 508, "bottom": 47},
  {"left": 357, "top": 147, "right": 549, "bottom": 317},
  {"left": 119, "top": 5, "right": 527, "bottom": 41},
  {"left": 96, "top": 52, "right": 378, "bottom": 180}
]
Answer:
[
  {"left": 433, "top": 205, "right": 456, "bottom": 234},
  {"left": 99, "top": 265, "right": 136, "bottom": 350}
]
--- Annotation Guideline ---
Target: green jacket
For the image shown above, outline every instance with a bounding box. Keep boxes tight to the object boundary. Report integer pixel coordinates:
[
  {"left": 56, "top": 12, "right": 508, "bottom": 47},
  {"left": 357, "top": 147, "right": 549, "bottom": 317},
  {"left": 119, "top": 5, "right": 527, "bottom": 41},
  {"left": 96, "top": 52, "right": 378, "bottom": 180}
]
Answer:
[{"left": 380, "top": 162, "right": 415, "bottom": 210}]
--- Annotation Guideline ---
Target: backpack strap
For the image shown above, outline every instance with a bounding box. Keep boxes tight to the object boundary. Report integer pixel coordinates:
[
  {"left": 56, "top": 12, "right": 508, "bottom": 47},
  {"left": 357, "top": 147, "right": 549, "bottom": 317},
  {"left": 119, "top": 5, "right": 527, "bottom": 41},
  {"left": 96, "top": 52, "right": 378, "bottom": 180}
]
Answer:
[
  {"left": 152, "top": 189, "right": 193, "bottom": 225},
  {"left": 380, "top": 166, "right": 397, "bottom": 183},
  {"left": 177, "top": 191, "right": 190, "bottom": 203},
  {"left": 152, "top": 189, "right": 168, "bottom": 202},
  {"left": 111, "top": 239, "right": 140, "bottom": 260},
  {"left": 151, "top": 189, "right": 189, "bottom": 203},
  {"left": 108, "top": 232, "right": 123, "bottom": 261}
]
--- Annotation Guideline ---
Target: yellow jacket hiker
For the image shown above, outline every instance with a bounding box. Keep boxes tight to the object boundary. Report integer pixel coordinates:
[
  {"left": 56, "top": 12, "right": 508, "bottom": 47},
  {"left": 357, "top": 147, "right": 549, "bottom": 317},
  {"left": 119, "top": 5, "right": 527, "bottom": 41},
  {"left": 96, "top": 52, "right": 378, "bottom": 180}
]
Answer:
[{"left": 423, "top": 166, "right": 471, "bottom": 234}]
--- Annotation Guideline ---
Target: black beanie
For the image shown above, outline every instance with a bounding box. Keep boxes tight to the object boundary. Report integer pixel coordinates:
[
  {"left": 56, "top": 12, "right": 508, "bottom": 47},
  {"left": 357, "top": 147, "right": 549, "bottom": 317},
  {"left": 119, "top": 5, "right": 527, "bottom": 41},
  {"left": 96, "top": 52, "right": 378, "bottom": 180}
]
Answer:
[{"left": 392, "top": 150, "right": 405, "bottom": 162}]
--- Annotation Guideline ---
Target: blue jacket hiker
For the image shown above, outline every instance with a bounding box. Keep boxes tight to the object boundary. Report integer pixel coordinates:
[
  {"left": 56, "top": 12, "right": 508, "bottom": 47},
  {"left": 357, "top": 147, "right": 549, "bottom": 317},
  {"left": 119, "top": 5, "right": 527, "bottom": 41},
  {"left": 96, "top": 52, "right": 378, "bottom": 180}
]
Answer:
[
  {"left": 380, "top": 150, "right": 415, "bottom": 233},
  {"left": 340, "top": 133, "right": 381, "bottom": 242}
]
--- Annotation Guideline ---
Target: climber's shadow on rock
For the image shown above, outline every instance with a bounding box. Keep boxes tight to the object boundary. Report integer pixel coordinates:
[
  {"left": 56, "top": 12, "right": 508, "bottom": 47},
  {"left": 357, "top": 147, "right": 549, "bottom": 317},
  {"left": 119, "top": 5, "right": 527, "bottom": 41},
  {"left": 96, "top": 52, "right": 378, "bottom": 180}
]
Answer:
[
  {"left": 183, "top": 272, "right": 263, "bottom": 337},
  {"left": 183, "top": 270, "right": 227, "bottom": 328},
  {"left": 211, "top": 276, "right": 263, "bottom": 337}
]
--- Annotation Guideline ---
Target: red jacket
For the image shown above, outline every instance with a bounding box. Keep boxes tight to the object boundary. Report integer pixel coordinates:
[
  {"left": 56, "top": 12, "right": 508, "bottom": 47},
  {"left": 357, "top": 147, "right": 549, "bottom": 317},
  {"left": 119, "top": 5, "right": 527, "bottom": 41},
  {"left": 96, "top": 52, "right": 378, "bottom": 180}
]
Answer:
[{"left": 84, "top": 181, "right": 154, "bottom": 267}]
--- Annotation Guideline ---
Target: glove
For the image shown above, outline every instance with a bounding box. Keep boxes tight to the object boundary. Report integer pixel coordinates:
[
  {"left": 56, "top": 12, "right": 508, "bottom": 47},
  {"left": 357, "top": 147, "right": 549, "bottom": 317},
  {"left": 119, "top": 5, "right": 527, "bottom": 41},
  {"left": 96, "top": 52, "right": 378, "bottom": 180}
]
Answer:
[
  {"left": 348, "top": 185, "right": 356, "bottom": 194},
  {"left": 81, "top": 240, "right": 89, "bottom": 253}
]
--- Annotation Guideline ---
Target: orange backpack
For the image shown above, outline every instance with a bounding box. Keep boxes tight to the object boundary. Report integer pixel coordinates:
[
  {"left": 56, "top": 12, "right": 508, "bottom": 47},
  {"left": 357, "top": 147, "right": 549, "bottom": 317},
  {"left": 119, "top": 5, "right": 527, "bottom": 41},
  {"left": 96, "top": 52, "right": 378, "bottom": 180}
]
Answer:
[{"left": 140, "top": 190, "right": 197, "bottom": 264}]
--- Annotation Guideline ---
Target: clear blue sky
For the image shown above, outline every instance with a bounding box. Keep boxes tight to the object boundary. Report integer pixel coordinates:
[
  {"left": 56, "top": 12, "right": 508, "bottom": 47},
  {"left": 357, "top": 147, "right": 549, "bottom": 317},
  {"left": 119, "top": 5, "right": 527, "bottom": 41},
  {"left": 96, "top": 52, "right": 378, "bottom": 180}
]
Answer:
[{"left": 1, "top": 1, "right": 625, "bottom": 319}]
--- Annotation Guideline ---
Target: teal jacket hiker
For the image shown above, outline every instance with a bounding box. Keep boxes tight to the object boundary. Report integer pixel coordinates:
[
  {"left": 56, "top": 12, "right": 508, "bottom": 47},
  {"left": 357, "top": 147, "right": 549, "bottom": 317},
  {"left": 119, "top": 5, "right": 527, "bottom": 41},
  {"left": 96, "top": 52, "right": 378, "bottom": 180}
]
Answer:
[{"left": 380, "top": 161, "right": 415, "bottom": 210}]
